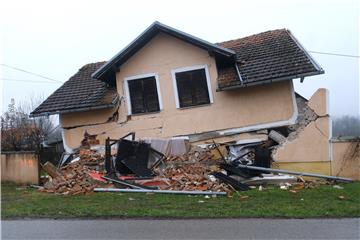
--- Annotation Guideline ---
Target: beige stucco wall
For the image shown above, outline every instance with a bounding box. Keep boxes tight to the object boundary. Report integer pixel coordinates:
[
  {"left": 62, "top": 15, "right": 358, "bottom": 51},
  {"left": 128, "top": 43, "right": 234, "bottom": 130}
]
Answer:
[
  {"left": 61, "top": 108, "right": 117, "bottom": 128},
  {"left": 60, "top": 32, "right": 296, "bottom": 150},
  {"left": 331, "top": 140, "right": 360, "bottom": 180},
  {"left": 273, "top": 117, "right": 330, "bottom": 162},
  {"left": 272, "top": 89, "right": 331, "bottom": 175},
  {"left": 1, "top": 152, "right": 39, "bottom": 185}
]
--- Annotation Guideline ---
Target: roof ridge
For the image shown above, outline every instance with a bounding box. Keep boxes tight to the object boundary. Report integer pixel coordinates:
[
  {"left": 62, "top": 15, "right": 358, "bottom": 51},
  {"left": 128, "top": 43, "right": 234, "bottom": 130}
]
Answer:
[
  {"left": 92, "top": 21, "right": 236, "bottom": 81},
  {"left": 79, "top": 61, "right": 107, "bottom": 71}
]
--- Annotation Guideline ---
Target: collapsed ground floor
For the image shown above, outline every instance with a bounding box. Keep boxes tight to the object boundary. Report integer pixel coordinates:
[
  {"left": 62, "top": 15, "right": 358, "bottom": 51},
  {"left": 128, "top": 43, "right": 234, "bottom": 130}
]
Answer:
[{"left": 51, "top": 88, "right": 359, "bottom": 181}]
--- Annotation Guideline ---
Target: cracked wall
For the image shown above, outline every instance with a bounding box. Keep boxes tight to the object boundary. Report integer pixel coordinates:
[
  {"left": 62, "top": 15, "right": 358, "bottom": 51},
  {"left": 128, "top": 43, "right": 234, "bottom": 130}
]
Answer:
[
  {"left": 59, "top": 33, "right": 296, "bottom": 150},
  {"left": 272, "top": 89, "right": 331, "bottom": 175}
]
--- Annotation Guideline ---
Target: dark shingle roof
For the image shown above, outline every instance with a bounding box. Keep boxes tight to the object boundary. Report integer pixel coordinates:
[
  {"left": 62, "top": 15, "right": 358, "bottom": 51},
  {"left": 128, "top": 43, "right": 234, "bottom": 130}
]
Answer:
[
  {"left": 30, "top": 62, "right": 118, "bottom": 117},
  {"left": 31, "top": 28, "right": 323, "bottom": 116},
  {"left": 216, "top": 29, "right": 323, "bottom": 90}
]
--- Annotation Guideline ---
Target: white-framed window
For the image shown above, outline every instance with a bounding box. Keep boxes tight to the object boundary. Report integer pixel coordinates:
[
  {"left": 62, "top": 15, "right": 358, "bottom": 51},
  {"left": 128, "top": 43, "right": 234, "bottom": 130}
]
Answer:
[
  {"left": 171, "top": 65, "right": 214, "bottom": 108},
  {"left": 124, "top": 73, "right": 163, "bottom": 115}
]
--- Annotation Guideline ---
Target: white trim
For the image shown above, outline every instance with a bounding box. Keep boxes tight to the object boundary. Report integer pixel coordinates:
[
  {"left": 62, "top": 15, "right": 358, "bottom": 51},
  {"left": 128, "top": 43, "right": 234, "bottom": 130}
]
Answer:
[
  {"left": 235, "top": 138, "right": 265, "bottom": 145},
  {"left": 219, "top": 80, "right": 299, "bottom": 135},
  {"left": 124, "top": 73, "right": 163, "bottom": 115},
  {"left": 171, "top": 64, "right": 214, "bottom": 109}
]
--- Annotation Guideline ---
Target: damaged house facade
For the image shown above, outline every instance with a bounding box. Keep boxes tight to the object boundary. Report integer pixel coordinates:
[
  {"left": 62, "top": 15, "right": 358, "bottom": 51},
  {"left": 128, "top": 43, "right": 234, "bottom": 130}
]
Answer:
[{"left": 31, "top": 22, "right": 358, "bottom": 179}]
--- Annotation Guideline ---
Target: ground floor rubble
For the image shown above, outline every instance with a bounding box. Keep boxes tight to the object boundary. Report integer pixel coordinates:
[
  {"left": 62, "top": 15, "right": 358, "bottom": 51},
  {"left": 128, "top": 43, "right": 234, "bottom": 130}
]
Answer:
[
  {"left": 37, "top": 87, "right": 358, "bottom": 195},
  {"left": 39, "top": 130, "right": 354, "bottom": 197}
]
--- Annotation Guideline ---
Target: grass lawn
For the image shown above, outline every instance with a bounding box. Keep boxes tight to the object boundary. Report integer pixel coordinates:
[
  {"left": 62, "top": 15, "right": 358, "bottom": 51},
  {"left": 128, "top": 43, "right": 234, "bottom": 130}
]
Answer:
[{"left": 1, "top": 182, "right": 359, "bottom": 219}]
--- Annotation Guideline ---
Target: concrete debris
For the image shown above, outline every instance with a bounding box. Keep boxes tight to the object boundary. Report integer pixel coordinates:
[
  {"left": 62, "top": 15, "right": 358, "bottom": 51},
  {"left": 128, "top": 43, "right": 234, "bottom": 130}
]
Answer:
[
  {"left": 41, "top": 162, "right": 104, "bottom": 195},
  {"left": 81, "top": 131, "right": 100, "bottom": 147},
  {"left": 39, "top": 125, "right": 353, "bottom": 197},
  {"left": 268, "top": 130, "right": 286, "bottom": 144},
  {"left": 287, "top": 95, "right": 318, "bottom": 134},
  {"left": 153, "top": 155, "right": 232, "bottom": 192},
  {"left": 40, "top": 149, "right": 107, "bottom": 195}
]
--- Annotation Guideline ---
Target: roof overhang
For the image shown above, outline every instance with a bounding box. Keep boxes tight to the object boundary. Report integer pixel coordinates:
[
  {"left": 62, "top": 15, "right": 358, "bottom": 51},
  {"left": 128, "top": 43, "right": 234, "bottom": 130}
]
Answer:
[
  {"left": 217, "top": 70, "right": 324, "bottom": 91},
  {"left": 92, "top": 21, "right": 236, "bottom": 82},
  {"left": 30, "top": 97, "right": 118, "bottom": 118}
]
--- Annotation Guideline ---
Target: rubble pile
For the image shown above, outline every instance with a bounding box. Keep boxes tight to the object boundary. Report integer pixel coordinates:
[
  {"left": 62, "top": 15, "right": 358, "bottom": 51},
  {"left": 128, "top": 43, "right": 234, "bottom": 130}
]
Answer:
[
  {"left": 79, "top": 149, "right": 105, "bottom": 168},
  {"left": 41, "top": 151, "right": 105, "bottom": 195},
  {"left": 154, "top": 155, "right": 232, "bottom": 192},
  {"left": 40, "top": 132, "right": 353, "bottom": 196}
]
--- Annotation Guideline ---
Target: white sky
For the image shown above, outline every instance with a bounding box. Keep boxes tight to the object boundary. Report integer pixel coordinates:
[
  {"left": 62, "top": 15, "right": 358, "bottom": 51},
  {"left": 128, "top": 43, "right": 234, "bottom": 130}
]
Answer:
[{"left": 1, "top": 0, "right": 359, "bottom": 117}]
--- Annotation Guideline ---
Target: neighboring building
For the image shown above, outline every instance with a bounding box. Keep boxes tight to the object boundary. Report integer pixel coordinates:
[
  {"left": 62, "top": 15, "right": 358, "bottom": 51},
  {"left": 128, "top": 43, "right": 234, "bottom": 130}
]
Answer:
[{"left": 31, "top": 22, "right": 324, "bottom": 152}]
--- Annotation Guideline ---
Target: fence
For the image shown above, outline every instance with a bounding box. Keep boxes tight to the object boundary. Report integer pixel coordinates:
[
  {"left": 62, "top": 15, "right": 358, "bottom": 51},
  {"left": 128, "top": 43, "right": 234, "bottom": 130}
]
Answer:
[
  {"left": 1, "top": 151, "right": 39, "bottom": 184},
  {"left": 331, "top": 138, "right": 360, "bottom": 180}
]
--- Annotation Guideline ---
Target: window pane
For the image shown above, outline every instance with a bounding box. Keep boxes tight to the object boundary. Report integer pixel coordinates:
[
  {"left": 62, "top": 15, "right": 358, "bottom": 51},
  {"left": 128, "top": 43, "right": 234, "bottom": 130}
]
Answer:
[
  {"left": 128, "top": 79, "right": 145, "bottom": 114},
  {"left": 128, "top": 77, "right": 160, "bottom": 114},
  {"left": 175, "top": 68, "right": 210, "bottom": 108},
  {"left": 143, "top": 77, "right": 160, "bottom": 112},
  {"left": 177, "top": 77, "right": 193, "bottom": 107}
]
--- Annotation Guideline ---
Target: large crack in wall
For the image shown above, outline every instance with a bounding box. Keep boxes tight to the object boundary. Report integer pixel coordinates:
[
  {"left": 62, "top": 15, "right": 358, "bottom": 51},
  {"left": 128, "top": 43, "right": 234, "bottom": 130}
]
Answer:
[{"left": 271, "top": 89, "right": 330, "bottom": 164}]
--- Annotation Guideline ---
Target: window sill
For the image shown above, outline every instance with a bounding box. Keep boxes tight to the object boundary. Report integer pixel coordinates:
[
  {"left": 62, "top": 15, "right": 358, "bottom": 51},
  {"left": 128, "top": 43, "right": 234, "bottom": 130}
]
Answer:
[
  {"left": 128, "top": 110, "right": 162, "bottom": 117},
  {"left": 177, "top": 103, "right": 212, "bottom": 110}
]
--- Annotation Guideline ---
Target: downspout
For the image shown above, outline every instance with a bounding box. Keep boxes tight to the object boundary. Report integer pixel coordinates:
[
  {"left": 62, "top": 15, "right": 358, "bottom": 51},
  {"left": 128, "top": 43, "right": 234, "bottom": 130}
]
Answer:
[{"left": 234, "top": 63, "right": 244, "bottom": 85}]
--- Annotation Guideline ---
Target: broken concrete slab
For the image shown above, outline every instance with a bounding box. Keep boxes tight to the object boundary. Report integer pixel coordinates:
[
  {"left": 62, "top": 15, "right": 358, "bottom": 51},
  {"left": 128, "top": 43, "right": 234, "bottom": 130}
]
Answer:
[{"left": 191, "top": 131, "right": 268, "bottom": 145}]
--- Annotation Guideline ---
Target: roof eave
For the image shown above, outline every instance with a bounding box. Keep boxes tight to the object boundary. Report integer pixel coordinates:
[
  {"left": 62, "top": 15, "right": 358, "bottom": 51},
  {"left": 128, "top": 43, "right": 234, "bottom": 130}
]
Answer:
[
  {"left": 286, "top": 29, "right": 324, "bottom": 73},
  {"left": 30, "top": 104, "right": 114, "bottom": 118},
  {"left": 30, "top": 97, "right": 119, "bottom": 118},
  {"left": 217, "top": 70, "right": 325, "bottom": 91}
]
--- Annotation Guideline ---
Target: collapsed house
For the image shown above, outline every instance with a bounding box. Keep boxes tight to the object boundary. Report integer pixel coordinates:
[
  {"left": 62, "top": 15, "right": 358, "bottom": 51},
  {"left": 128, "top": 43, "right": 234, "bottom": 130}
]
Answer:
[{"left": 31, "top": 22, "right": 359, "bottom": 186}]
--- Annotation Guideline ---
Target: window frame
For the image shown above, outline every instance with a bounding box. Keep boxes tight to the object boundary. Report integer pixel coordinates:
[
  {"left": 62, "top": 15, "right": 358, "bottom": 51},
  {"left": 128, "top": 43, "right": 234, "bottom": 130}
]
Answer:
[
  {"left": 171, "top": 65, "right": 214, "bottom": 109},
  {"left": 124, "top": 73, "right": 163, "bottom": 115}
]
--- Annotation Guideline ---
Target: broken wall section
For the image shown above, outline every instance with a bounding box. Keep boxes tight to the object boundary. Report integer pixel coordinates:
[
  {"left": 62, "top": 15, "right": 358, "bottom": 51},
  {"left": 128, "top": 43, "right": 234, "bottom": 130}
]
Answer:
[{"left": 272, "top": 89, "right": 331, "bottom": 175}]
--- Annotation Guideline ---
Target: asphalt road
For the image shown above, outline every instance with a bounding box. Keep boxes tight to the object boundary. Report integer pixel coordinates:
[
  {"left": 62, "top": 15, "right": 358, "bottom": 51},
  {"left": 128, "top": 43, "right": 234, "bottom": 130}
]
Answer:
[{"left": 1, "top": 218, "right": 359, "bottom": 240}]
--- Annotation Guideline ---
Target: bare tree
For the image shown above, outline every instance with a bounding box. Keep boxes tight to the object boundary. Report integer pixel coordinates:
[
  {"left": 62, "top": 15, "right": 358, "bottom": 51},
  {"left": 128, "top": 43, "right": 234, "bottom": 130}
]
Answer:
[
  {"left": 332, "top": 115, "right": 360, "bottom": 137},
  {"left": 1, "top": 97, "right": 55, "bottom": 152}
]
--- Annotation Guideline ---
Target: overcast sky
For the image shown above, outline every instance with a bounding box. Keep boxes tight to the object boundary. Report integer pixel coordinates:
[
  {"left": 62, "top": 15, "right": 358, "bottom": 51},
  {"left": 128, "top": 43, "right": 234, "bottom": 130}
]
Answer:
[{"left": 1, "top": 0, "right": 359, "bottom": 117}]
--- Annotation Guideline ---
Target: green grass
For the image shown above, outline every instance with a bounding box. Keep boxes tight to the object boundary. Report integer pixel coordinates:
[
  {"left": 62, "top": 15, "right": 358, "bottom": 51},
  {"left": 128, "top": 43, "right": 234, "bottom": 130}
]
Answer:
[{"left": 1, "top": 182, "right": 360, "bottom": 219}]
